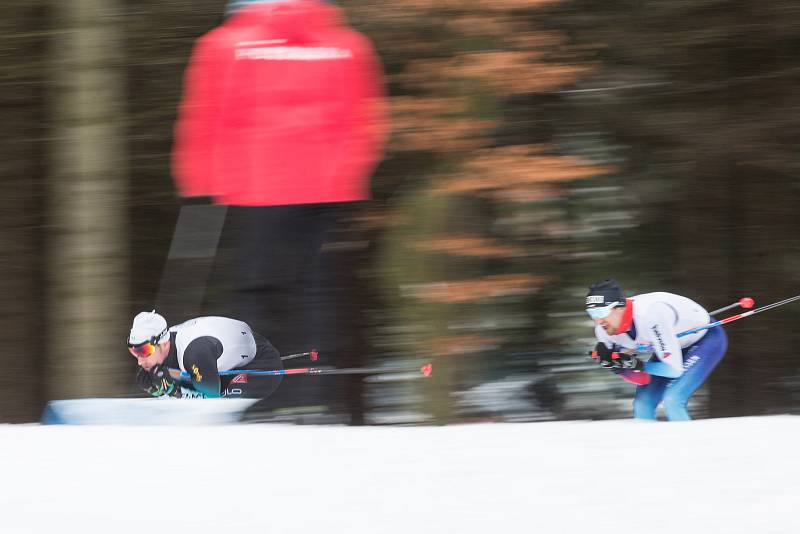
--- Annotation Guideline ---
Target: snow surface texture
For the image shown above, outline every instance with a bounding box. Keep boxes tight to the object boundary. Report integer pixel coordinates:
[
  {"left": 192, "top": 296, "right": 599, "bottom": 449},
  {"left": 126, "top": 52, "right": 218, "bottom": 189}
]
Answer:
[{"left": 1, "top": 416, "right": 797, "bottom": 534}]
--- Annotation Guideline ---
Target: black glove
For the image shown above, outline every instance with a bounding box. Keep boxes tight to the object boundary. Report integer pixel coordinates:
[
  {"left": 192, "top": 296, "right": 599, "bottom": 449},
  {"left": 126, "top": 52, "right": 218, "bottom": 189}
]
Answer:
[
  {"left": 136, "top": 364, "right": 180, "bottom": 397},
  {"left": 619, "top": 353, "right": 645, "bottom": 372},
  {"left": 591, "top": 342, "right": 624, "bottom": 373}
]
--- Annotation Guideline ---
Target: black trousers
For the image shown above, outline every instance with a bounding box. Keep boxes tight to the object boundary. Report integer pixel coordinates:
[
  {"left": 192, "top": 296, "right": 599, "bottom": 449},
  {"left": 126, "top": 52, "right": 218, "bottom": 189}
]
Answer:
[
  {"left": 223, "top": 203, "right": 365, "bottom": 418},
  {"left": 220, "top": 332, "right": 283, "bottom": 399}
]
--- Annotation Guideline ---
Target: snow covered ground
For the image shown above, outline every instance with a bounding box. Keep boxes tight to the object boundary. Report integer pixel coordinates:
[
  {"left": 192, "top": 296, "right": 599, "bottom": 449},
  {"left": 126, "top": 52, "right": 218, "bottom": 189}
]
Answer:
[{"left": 1, "top": 416, "right": 798, "bottom": 534}]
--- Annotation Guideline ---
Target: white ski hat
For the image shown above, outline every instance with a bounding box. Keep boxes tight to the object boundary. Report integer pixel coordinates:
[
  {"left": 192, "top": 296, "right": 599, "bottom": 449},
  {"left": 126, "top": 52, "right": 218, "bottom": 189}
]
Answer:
[{"left": 128, "top": 310, "right": 170, "bottom": 346}]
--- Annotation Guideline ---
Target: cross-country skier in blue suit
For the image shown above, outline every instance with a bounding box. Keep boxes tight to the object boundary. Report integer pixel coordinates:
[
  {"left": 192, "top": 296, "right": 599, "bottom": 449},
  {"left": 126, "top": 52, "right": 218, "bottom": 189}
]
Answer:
[{"left": 585, "top": 279, "right": 728, "bottom": 421}]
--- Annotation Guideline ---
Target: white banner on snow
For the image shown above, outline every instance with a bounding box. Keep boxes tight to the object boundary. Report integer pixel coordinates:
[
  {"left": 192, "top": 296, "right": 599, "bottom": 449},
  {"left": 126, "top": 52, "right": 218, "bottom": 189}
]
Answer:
[{"left": 41, "top": 397, "right": 259, "bottom": 425}]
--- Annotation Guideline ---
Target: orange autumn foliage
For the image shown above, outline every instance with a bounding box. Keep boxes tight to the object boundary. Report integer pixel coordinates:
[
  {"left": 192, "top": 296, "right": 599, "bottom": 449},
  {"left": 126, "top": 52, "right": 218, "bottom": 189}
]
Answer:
[
  {"left": 405, "top": 274, "right": 550, "bottom": 303},
  {"left": 413, "top": 236, "right": 524, "bottom": 258}
]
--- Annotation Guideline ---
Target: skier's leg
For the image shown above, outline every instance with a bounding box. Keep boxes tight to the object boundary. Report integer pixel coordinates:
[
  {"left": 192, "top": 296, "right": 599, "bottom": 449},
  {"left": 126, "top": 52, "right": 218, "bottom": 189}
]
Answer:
[
  {"left": 221, "top": 374, "right": 282, "bottom": 399},
  {"left": 221, "top": 333, "right": 284, "bottom": 399},
  {"left": 633, "top": 375, "right": 669, "bottom": 420},
  {"left": 662, "top": 326, "right": 728, "bottom": 421}
]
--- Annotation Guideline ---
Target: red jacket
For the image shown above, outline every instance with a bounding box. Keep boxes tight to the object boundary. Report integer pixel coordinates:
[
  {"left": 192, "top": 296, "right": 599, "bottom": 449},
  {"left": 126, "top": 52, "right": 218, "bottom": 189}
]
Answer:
[{"left": 172, "top": 0, "right": 388, "bottom": 206}]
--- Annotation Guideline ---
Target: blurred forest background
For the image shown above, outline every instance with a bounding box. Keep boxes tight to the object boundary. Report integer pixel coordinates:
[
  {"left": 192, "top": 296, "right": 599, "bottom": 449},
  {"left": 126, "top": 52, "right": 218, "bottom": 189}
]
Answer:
[{"left": 2, "top": 0, "right": 800, "bottom": 423}]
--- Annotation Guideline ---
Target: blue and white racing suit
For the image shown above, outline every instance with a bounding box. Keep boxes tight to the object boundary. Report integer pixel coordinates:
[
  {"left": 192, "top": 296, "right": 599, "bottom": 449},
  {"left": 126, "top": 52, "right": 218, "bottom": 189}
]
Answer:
[{"left": 594, "top": 292, "right": 728, "bottom": 421}]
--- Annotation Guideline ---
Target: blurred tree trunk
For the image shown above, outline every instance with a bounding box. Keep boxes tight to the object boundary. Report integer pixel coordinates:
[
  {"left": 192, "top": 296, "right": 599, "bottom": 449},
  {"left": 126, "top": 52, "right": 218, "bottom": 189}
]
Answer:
[
  {"left": 47, "top": 0, "right": 128, "bottom": 399},
  {"left": 0, "top": 1, "right": 48, "bottom": 421}
]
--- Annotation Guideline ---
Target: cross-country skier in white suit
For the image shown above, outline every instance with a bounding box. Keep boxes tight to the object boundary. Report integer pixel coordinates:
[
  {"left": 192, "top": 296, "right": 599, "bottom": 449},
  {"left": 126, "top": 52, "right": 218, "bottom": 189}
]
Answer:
[
  {"left": 586, "top": 279, "right": 728, "bottom": 421},
  {"left": 127, "top": 310, "right": 282, "bottom": 399}
]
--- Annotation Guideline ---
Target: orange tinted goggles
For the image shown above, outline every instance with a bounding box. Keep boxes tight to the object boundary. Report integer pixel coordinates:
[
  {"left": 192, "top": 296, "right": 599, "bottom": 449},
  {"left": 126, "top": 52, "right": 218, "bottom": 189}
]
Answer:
[
  {"left": 128, "top": 342, "right": 156, "bottom": 358},
  {"left": 127, "top": 328, "right": 169, "bottom": 358}
]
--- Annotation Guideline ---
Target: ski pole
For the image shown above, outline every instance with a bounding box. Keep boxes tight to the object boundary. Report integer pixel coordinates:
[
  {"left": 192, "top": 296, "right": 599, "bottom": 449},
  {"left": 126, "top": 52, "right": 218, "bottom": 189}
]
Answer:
[
  {"left": 680, "top": 293, "right": 800, "bottom": 335},
  {"left": 635, "top": 293, "right": 800, "bottom": 352},
  {"left": 280, "top": 350, "right": 319, "bottom": 362},
  {"left": 708, "top": 297, "right": 754, "bottom": 316},
  {"left": 179, "top": 363, "right": 433, "bottom": 380}
]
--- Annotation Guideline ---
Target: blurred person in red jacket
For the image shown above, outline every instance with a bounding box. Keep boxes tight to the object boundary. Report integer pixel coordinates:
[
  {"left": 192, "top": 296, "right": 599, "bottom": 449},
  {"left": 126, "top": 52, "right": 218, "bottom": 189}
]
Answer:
[
  {"left": 171, "top": 0, "right": 388, "bottom": 421},
  {"left": 173, "top": 0, "right": 387, "bottom": 207}
]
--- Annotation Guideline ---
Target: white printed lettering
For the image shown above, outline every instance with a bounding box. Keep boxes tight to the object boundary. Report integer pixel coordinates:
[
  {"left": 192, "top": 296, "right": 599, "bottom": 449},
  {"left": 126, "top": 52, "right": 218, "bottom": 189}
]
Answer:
[
  {"left": 651, "top": 324, "right": 667, "bottom": 352},
  {"left": 235, "top": 46, "right": 353, "bottom": 61}
]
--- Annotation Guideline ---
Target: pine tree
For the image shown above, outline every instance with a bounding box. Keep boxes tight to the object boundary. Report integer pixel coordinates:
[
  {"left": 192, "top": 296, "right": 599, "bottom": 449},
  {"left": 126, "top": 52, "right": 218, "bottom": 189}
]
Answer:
[{"left": 350, "top": 0, "right": 612, "bottom": 422}]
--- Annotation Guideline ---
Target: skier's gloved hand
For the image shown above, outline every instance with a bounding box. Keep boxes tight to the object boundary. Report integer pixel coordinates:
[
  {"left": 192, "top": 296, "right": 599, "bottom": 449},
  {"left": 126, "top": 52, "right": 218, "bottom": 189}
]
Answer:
[
  {"left": 619, "top": 353, "right": 644, "bottom": 371},
  {"left": 136, "top": 364, "right": 179, "bottom": 397},
  {"left": 591, "top": 342, "right": 624, "bottom": 372}
]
